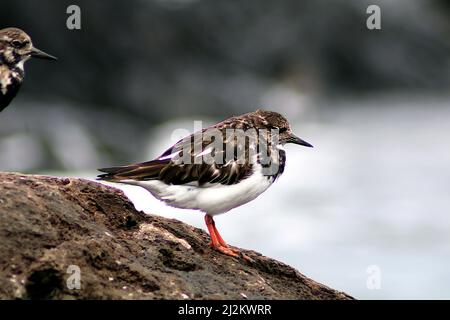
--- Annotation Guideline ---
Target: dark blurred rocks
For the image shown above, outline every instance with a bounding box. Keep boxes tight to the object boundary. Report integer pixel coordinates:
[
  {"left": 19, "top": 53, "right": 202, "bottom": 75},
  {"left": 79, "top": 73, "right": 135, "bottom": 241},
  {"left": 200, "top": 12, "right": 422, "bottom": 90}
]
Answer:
[
  {"left": 0, "top": 0, "right": 449, "bottom": 119},
  {"left": 0, "top": 0, "right": 449, "bottom": 171},
  {"left": 0, "top": 172, "right": 353, "bottom": 299}
]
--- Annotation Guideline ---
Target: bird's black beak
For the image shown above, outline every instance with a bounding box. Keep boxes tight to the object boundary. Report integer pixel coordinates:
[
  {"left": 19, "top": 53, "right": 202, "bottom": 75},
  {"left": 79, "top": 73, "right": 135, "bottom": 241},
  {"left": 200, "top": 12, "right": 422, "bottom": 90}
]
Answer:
[
  {"left": 30, "top": 47, "right": 58, "bottom": 61},
  {"left": 286, "top": 133, "right": 313, "bottom": 147}
]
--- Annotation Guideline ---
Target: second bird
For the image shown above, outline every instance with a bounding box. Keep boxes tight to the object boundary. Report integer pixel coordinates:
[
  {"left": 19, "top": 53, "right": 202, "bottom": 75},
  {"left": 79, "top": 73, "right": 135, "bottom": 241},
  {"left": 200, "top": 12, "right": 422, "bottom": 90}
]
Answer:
[{"left": 0, "top": 27, "right": 57, "bottom": 112}]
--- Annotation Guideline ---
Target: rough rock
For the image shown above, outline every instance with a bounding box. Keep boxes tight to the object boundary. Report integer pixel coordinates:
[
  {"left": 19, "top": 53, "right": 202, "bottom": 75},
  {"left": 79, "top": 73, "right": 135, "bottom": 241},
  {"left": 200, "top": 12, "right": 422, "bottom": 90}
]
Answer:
[{"left": 0, "top": 172, "right": 353, "bottom": 300}]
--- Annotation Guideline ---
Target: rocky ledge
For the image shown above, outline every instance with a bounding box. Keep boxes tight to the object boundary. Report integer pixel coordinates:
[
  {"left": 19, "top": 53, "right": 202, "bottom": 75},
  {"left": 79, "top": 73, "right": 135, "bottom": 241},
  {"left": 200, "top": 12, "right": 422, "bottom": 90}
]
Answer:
[{"left": 0, "top": 172, "right": 353, "bottom": 300}]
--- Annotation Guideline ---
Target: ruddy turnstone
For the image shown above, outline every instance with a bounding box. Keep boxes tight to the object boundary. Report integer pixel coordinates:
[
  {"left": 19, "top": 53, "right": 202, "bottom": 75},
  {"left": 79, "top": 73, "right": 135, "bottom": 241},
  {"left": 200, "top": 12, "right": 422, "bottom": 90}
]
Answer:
[
  {"left": 98, "top": 110, "right": 312, "bottom": 258},
  {"left": 0, "top": 27, "right": 57, "bottom": 112}
]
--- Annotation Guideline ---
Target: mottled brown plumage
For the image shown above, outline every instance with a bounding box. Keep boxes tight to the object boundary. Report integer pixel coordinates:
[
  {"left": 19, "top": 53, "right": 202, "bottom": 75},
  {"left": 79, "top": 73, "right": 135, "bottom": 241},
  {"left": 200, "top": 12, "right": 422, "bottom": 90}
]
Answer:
[{"left": 98, "top": 110, "right": 312, "bottom": 185}]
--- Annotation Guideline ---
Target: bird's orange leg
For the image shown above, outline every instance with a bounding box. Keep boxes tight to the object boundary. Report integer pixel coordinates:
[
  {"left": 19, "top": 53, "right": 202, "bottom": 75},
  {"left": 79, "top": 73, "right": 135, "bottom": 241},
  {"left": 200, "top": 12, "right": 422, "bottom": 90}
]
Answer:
[
  {"left": 211, "top": 219, "right": 241, "bottom": 253},
  {"left": 210, "top": 218, "right": 227, "bottom": 247},
  {"left": 204, "top": 214, "right": 238, "bottom": 257}
]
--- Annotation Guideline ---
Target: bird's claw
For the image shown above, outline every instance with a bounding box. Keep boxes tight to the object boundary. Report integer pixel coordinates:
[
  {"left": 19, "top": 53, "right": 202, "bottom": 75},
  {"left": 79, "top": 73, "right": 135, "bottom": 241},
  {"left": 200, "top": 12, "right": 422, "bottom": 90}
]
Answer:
[{"left": 209, "top": 242, "right": 254, "bottom": 262}]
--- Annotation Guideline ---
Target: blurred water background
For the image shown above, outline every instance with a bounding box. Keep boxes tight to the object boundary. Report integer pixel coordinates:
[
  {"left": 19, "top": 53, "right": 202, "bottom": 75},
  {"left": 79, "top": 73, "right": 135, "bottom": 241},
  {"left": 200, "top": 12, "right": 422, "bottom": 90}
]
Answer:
[{"left": 1, "top": 0, "right": 449, "bottom": 299}]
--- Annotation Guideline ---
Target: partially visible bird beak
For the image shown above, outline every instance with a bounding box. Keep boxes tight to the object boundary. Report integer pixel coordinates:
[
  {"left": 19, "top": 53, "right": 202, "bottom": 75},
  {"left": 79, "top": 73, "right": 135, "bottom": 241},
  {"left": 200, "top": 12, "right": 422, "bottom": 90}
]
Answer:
[
  {"left": 30, "top": 47, "right": 58, "bottom": 61},
  {"left": 286, "top": 133, "right": 313, "bottom": 147}
]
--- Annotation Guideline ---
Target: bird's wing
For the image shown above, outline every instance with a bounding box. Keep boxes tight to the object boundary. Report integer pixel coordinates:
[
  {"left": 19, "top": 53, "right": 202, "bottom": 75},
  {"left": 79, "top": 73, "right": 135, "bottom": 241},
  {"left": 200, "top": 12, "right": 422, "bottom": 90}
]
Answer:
[{"left": 98, "top": 123, "right": 258, "bottom": 185}]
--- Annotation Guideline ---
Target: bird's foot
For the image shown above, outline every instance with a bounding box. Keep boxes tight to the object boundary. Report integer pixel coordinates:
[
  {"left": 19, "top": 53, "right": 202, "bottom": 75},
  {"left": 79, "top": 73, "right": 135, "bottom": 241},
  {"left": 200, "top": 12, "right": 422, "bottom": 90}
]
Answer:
[
  {"left": 209, "top": 241, "right": 239, "bottom": 253},
  {"left": 209, "top": 242, "right": 254, "bottom": 262},
  {"left": 215, "top": 245, "right": 240, "bottom": 257}
]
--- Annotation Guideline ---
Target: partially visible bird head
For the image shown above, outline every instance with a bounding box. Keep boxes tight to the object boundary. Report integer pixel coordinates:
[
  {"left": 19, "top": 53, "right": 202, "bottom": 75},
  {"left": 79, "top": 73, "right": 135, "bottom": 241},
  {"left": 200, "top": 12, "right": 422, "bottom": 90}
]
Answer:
[
  {"left": 0, "top": 27, "right": 57, "bottom": 69},
  {"left": 253, "top": 109, "right": 313, "bottom": 147}
]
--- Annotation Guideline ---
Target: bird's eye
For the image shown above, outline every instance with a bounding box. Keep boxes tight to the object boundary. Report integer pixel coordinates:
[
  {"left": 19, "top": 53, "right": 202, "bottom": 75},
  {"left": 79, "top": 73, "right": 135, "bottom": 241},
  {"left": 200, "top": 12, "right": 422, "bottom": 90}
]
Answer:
[
  {"left": 279, "top": 127, "right": 287, "bottom": 133},
  {"left": 11, "top": 40, "right": 24, "bottom": 48}
]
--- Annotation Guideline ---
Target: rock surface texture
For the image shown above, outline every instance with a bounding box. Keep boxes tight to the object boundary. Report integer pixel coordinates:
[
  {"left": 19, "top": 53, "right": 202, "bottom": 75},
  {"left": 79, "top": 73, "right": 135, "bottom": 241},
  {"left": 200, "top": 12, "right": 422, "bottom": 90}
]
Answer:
[{"left": 0, "top": 172, "right": 353, "bottom": 300}]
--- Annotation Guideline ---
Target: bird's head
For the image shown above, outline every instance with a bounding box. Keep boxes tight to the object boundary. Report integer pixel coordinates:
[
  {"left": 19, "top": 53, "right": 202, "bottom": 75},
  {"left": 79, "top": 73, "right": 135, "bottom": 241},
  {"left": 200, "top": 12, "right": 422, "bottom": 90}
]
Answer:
[
  {"left": 0, "top": 28, "right": 57, "bottom": 69},
  {"left": 253, "top": 109, "right": 313, "bottom": 147}
]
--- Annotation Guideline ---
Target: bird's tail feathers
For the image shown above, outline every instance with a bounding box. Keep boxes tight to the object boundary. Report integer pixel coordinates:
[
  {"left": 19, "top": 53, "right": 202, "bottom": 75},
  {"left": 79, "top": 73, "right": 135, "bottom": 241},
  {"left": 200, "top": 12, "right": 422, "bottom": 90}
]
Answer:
[{"left": 97, "top": 160, "right": 167, "bottom": 182}]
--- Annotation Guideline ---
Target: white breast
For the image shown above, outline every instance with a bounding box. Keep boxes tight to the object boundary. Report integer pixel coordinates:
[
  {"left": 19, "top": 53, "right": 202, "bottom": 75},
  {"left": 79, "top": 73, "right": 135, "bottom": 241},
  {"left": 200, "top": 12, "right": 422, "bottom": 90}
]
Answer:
[{"left": 121, "top": 165, "right": 274, "bottom": 215}]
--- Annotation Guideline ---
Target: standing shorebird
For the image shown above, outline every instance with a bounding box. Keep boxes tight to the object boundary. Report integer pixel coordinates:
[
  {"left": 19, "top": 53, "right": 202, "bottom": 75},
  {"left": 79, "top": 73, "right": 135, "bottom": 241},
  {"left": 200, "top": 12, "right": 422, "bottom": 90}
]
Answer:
[
  {"left": 98, "top": 110, "right": 313, "bottom": 258},
  {"left": 0, "top": 27, "right": 57, "bottom": 112}
]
